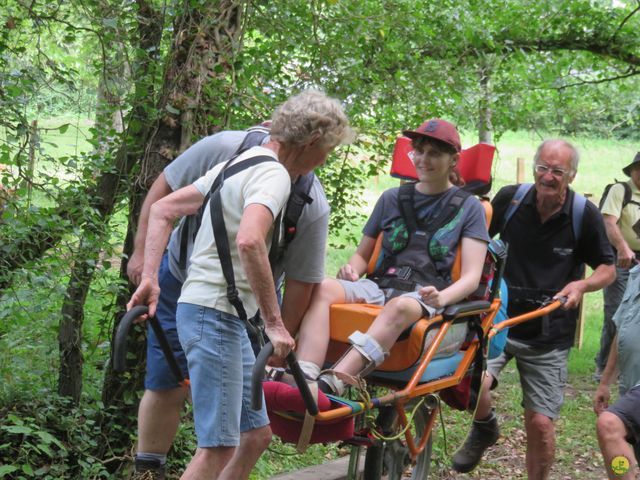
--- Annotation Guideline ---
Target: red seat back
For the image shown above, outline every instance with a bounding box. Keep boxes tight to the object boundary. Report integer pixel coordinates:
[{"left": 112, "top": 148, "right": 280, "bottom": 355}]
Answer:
[{"left": 390, "top": 136, "right": 495, "bottom": 184}]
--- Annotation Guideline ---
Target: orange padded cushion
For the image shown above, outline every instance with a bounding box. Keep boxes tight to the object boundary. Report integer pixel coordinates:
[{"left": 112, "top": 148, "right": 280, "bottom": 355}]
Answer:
[
  {"left": 327, "top": 304, "right": 433, "bottom": 372},
  {"left": 366, "top": 235, "right": 383, "bottom": 275}
]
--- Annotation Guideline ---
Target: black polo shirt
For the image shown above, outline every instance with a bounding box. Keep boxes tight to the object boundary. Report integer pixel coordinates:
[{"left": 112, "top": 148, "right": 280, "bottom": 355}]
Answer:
[{"left": 490, "top": 184, "right": 614, "bottom": 350}]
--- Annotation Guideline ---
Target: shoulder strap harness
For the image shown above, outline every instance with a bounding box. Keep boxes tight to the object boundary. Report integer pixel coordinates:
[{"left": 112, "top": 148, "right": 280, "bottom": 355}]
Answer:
[
  {"left": 371, "top": 184, "right": 471, "bottom": 298},
  {"left": 177, "top": 129, "right": 271, "bottom": 270},
  {"left": 502, "top": 183, "right": 586, "bottom": 242},
  {"left": 209, "top": 155, "right": 279, "bottom": 323}
]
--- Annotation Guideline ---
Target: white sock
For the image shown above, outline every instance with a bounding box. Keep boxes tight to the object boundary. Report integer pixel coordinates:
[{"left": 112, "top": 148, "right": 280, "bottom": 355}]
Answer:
[{"left": 298, "top": 360, "right": 321, "bottom": 380}]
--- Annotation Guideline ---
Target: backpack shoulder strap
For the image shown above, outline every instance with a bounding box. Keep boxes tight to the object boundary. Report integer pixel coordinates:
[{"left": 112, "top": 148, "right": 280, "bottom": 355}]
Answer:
[
  {"left": 282, "top": 172, "right": 315, "bottom": 245},
  {"left": 501, "top": 183, "right": 533, "bottom": 235},
  {"left": 621, "top": 182, "right": 635, "bottom": 209},
  {"left": 398, "top": 183, "right": 418, "bottom": 232},
  {"left": 209, "top": 155, "right": 277, "bottom": 321},
  {"left": 177, "top": 129, "right": 270, "bottom": 269},
  {"left": 234, "top": 128, "right": 269, "bottom": 157},
  {"left": 571, "top": 190, "right": 586, "bottom": 243}
]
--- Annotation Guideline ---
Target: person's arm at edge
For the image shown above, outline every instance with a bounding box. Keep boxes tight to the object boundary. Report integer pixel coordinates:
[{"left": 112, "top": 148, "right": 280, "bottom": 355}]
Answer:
[
  {"left": 127, "top": 185, "right": 204, "bottom": 316},
  {"left": 237, "top": 204, "right": 295, "bottom": 359},
  {"left": 127, "top": 173, "right": 173, "bottom": 285},
  {"left": 603, "top": 214, "right": 636, "bottom": 269},
  {"left": 555, "top": 262, "right": 616, "bottom": 310},
  {"left": 593, "top": 333, "right": 619, "bottom": 415}
]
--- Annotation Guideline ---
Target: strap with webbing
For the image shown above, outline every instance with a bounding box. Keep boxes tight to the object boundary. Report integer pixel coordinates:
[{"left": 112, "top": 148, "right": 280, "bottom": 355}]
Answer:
[
  {"left": 398, "top": 184, "right": 471, "bottom": 238},
  {"left": 209, "top": 155, "right": 278, "bottom": 322},
  {"left": 502, "top": 183, "right": 586, "bottom": 243},
  {"left": 283, "top": 172, "right": 314, "bottom": 244},
  {"left": 177, "top": 129, "right": 270, "bottom": 270},
  {"left": 397, "top": 183, "right": 418, "bottom": 233}
]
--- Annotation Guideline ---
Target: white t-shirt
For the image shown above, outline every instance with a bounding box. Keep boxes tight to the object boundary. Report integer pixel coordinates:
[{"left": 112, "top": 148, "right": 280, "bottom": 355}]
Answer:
[
  {"left": 164, "top": 131, "right": 330, "bottom": 284},
  {"left": 178, "top": 146, "right": 291, "bottom": 317}
]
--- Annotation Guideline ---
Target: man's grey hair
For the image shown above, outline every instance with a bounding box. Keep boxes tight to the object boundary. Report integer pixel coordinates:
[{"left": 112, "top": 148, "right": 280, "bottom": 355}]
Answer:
[
  {"left": 533, "top": 139, "right": 580, "bottom": 173},
  {"left": 270, "top": 89, "right": 354, "bottom": 149}
]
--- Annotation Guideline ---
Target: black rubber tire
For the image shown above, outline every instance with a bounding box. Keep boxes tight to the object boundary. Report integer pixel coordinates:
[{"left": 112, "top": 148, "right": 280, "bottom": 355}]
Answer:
[{"left": 363, "top": 400, "right": 433, "bottom": 480}]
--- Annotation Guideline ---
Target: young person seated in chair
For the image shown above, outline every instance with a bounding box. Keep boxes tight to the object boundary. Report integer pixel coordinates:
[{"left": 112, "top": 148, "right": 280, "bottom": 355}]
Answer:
[{"left": 286, "top": 118, "right": 490, "bottom": 395}]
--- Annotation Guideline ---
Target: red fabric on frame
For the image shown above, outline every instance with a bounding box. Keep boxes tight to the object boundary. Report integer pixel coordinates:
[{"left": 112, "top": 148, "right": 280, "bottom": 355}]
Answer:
[{"left": 262, "top": 381, "right": 355, "bottom": 444}]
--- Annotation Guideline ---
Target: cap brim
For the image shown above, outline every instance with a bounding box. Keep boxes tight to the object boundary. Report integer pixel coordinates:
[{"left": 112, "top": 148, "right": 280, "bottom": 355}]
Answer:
[
  {"left": 401, "top": 130, "right": 421, "bottom": 139},
  {"left": 401, "top": 130, "right": 461, "bottom": 152}
]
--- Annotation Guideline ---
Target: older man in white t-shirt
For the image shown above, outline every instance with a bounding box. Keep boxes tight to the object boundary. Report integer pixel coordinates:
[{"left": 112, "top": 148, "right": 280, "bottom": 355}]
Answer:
[{"left": 127, "top": 90, "right": 352, "bottom": 480}]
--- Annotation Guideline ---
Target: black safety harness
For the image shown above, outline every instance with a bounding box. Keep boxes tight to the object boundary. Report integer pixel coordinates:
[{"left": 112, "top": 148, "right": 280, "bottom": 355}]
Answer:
[{"left": 369, "top": 183, "right": 472, "bottom": 300}]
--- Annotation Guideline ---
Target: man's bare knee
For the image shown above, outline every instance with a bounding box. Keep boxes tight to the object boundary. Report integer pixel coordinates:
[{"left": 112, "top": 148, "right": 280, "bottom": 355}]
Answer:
[
  {"left": 242, "top": 425, "right": 272, "bottom": 452},
  {"left": 527, "top": 412, "right": 554, "bottom": 440},
  {"left": 597, "top": 412, "right": 626, "bottom": 442},
  {"left": 143, "top": 387, "right": 188, "bottom": 408}
]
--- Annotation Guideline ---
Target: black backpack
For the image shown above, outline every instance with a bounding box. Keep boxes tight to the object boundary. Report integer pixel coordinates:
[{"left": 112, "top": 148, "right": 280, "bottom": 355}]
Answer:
[
  {"left": 177, "top": 129, "right": 314, "bottom": 270},
  {"left": 598, "top": 181, "right": 640, "bottom": 214}
]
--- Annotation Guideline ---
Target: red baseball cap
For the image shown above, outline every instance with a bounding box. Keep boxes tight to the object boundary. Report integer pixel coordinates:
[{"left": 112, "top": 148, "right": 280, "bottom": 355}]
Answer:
[{"left": 402, "top": 118, "right": 461, "bottom": 153}]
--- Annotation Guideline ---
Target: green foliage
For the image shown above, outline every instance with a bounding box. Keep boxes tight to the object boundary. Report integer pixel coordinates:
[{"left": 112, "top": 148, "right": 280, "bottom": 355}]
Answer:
[{"left": 0, "top": 392, "right": 124, "bottom": 479}]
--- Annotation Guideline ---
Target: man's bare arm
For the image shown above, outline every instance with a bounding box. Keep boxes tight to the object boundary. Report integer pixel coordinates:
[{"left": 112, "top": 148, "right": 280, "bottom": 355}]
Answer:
[
  {"left": 237, "top": 204, "right": 295, "bottom": 359},
  {"left": 603, "top": 214, "right": 635, "bottom": 269},
  {"left": 127, "top": 185, "right": 204, "bottom": 316},
  {"left": 556, "top": 263, "right": 616, "bottom": 309},
  {"left": 127, "top": 173, "right": 174, "bottom": 285}
]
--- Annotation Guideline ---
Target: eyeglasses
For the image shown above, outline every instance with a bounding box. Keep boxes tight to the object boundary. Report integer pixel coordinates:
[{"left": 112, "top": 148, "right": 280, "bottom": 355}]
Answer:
[{"left": 534, "top": 164, "right": 569, "bottom": 178}]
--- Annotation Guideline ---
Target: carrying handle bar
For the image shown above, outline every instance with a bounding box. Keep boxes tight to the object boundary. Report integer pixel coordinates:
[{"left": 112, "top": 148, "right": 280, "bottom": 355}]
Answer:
[
  {"left": 488, "top": 296, "right": 566, "bottom": 338},
  {"left": 251, "top": 342, "right": 318, "bottom": 416},
  {"left": 112, "top": 305, "right": 188, "bottom": 387}
]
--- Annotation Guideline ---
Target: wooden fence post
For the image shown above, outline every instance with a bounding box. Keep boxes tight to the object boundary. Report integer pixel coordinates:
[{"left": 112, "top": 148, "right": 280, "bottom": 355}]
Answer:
[{"left": 516, "top": 157, "right": 525, "bottom": 183}]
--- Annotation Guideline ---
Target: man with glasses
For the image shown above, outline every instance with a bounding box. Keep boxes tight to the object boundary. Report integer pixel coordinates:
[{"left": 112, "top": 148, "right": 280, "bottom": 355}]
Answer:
[{"left": 452, "top": 139, "right": 615, "bottom": 479}]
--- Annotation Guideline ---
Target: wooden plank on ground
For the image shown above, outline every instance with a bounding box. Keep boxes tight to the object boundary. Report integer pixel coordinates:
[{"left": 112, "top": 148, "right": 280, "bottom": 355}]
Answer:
[{"left": 269, "top": 454, "right": 361, "bottom": 480}]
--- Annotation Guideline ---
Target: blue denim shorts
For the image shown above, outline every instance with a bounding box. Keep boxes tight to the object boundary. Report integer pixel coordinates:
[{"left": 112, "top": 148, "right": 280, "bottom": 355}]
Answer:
[
  {"left": 176, "top": 302, "right": 269, "bottom": 447},
  {"left": 144, "top": 254, "right": 189, "bottom": 390}
]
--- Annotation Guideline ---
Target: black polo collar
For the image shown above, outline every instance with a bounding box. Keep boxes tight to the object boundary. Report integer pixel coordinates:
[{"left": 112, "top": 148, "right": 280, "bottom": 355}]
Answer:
[{"left": 522, "top": 184, "right": 573, "bottom": 217}]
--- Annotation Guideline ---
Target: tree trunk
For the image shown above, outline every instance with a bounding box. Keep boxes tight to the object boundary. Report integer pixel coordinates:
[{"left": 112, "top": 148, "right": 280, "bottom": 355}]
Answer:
[
  {"left": 55, "top": 0, "right": 165, "bottom": 404},
  {"left": 58, "top": 241, "right": 98, "bottom": 401}
]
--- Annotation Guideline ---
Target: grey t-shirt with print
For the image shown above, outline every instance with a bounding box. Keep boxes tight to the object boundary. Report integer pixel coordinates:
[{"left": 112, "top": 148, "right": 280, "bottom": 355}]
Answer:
[
  {"left": 363, "top": 185, "right": 490, "bottom": 279},
  {"left": 163, "top": 130, "right": 329, "bottom": 284}
]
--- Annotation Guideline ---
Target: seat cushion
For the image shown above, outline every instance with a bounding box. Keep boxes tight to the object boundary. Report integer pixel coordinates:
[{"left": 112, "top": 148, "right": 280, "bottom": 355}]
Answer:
[{"left": 327, "top": 304, "right": 467, "bottom": 372}]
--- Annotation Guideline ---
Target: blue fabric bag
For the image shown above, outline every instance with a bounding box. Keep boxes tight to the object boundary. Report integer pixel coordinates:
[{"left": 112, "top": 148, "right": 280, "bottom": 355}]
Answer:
[{"left": 488, "top": 278, "right": 509, "bottom": 359}]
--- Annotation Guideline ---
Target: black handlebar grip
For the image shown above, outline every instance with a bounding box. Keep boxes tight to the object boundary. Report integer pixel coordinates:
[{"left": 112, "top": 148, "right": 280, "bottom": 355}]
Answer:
[
  {"left": 250, "top": 342, "right": 319, "bottom": 416},
  {"left": 113, "top": 305, "right": 148, "bottom": 373}
]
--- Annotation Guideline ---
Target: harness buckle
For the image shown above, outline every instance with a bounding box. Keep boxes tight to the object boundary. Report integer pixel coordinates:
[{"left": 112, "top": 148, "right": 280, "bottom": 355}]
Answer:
[{"left": 226, "top": 286, "right": 240, "bottom": 303}]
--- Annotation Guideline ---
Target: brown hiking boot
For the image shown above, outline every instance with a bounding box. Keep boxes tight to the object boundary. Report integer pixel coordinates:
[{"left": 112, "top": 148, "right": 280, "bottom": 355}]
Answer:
[
  {"left": 131, "top": 457, "right": 166, "bottom": 480},
  {"left": 451, "top": 413, "right": 500, "bottom": 473}
]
